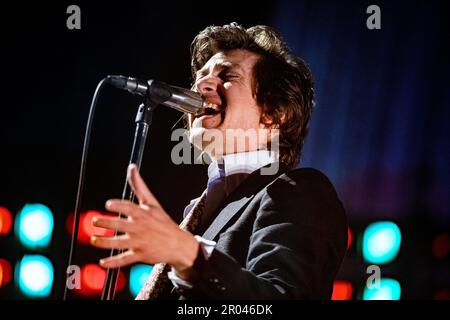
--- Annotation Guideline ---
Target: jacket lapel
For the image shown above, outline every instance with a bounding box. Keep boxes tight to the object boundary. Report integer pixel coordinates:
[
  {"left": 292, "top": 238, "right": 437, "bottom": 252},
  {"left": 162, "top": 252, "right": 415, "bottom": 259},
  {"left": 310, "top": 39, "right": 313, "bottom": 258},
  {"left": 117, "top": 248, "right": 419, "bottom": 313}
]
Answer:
[{"left": 202, "top": 195, "right": 254, "bottom": 241}]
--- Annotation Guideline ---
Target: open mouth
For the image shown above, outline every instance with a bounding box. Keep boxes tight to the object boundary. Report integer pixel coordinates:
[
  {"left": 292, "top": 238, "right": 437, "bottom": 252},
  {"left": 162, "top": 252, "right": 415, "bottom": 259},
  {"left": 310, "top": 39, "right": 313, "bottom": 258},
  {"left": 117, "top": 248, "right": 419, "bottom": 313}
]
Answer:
[
  {"left": 196, "top": 101, "right": 225, "bottom": 119},
  {"left": 201, "top": 103, "right": 221, "bottom": 115}
]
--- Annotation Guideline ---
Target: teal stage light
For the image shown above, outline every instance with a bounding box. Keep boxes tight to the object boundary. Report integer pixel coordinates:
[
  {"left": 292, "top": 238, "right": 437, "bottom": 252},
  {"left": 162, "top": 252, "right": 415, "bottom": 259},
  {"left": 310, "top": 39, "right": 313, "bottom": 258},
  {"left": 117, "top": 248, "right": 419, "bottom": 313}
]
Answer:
[
  {"left": 129, "top": 264, "right": 153, "bottom": 297},
  {"left": 362, "top": 221, "right": 401, "bottom": 264},
  {"left": 363, "top": 278, "right": 401, "bottom": 300},
  {"left": 16, "top": 255, "right": 54, "bottom": 298},
  {"left": 15, "top": 204, "right": 54, "bottom": 249}
]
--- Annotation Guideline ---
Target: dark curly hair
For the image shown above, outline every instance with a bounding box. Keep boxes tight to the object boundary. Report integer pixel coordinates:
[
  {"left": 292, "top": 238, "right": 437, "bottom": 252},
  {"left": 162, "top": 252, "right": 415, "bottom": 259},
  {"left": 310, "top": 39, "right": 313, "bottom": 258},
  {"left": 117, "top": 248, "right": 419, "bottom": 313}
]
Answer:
[{"left": 190, "top": 22, "right": 315, "bottom": 168}]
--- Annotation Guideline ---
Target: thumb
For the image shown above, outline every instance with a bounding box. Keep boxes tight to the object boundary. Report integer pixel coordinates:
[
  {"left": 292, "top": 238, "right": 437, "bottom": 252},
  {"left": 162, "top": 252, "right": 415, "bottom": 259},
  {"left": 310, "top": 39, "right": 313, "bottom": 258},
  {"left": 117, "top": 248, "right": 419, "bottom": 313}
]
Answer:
[{"left": 127, "top": 163, "right": 160, "bottom": 207}]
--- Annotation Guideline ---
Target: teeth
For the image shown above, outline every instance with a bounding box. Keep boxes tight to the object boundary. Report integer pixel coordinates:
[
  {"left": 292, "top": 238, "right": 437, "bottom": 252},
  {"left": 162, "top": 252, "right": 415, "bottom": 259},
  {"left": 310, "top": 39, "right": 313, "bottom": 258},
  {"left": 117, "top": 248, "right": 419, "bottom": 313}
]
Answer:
[{"left": 203, "top": 102, "right": 220, "bottom": 110}]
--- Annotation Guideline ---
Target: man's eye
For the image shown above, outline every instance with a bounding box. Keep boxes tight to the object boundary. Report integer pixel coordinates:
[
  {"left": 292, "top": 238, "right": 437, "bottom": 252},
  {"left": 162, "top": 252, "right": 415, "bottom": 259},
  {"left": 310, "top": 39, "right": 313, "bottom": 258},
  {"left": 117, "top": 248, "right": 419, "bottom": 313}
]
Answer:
[{"left": 223, "top": 73, "right": 238, "bottom": 80}]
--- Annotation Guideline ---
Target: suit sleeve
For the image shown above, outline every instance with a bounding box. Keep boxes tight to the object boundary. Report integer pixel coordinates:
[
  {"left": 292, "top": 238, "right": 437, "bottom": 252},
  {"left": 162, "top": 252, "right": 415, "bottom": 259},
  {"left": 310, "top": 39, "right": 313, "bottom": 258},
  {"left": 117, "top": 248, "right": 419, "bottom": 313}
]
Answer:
[{"left": 179, "top": 169, "right": 348, "bottom": 299}]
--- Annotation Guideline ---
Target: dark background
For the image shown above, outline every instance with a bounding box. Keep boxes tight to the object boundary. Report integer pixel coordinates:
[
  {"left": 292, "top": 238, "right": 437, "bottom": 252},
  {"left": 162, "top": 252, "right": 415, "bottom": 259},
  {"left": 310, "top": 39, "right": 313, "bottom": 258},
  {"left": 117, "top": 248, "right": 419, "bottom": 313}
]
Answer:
[{"left": 0, "top": 0, "right": 449, "bottom": 299}]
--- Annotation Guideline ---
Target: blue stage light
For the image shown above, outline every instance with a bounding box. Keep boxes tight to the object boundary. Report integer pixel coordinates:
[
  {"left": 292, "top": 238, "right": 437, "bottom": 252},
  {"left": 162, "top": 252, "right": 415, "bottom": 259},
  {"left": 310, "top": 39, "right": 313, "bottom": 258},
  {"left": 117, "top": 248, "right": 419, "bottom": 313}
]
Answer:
[
  {"left": 363, "top": 278, "right": 401, "bottom": 300},
  {"left": 15, "top": 204, "right": 54, "bottom": 249},
  {"left": 16, "top": 255, "right": 54, "bottom": 298},
  {"left": 129, "top": 264, "right": 153, "bottom": 297},
  {"left": 362, "top": 221, "right": 401, "bottom": 264}
]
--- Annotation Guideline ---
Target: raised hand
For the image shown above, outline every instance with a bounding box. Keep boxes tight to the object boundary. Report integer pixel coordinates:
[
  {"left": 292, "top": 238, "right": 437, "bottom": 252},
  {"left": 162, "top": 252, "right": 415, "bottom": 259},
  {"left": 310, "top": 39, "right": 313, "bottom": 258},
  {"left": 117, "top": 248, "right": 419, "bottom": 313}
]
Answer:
[{"left": 90, "top": 164, "right": 199, "bottom": 274}]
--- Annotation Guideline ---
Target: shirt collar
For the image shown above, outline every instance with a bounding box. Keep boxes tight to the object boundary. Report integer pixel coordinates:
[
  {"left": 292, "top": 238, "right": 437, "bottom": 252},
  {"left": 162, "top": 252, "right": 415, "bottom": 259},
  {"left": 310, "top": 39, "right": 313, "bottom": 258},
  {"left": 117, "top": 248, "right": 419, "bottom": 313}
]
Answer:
[{"left": 207, "top": 150, "right": 276, "bottom": 181}]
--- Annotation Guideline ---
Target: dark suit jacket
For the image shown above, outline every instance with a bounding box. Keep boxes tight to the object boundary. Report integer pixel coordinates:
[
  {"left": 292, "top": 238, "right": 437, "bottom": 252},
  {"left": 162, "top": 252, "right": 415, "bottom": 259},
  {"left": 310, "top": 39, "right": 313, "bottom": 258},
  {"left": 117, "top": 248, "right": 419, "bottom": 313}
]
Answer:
[{"left": 176, "top": 165, "right": 348, "bottom": 300}]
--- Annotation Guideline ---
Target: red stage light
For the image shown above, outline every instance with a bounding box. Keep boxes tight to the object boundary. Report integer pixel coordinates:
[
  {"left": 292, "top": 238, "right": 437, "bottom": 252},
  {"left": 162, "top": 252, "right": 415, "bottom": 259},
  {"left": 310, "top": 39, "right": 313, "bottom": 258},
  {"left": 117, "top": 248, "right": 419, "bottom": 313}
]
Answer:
[
  {"left": 332, "top": 280, "right": 353, "bottom": 300},
  {"left": 77, "top": 264, "right": 126, "bottom": 295},
  {"left": 66, "top": 211, "right": 115, "bottom": 244},
  {"left": 432, "top": 233, "right": 450, "bottom": 260},
  {"left": 433, "top": 289, "right": 450, "bottom": 300},
  {"left": 0, "top": 207, "right": 13, "bottom": 235},
  {"left": 82, "top": 264, "right": 106, "bottom": 292},
  {"left": 347, "top": 227, "right": 353, "bottom": 250},
  {"left": 0, "top": 258, "right": 12, "bottom": 287}
]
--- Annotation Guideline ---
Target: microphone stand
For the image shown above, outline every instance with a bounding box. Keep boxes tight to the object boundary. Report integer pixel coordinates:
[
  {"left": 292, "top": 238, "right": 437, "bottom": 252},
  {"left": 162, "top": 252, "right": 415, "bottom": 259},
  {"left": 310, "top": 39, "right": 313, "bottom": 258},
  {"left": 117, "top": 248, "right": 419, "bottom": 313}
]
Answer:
[{"left": 101, "top": 97, "right": 158, "bottom": 300}]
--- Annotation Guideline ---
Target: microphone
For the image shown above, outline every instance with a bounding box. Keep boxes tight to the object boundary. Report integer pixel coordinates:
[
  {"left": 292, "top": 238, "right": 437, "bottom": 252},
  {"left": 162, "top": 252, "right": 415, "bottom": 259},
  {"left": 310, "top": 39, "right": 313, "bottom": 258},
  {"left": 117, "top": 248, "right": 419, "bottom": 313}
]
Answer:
[{"left": 106, "top": 75, "right": 204, "bottom": 114}]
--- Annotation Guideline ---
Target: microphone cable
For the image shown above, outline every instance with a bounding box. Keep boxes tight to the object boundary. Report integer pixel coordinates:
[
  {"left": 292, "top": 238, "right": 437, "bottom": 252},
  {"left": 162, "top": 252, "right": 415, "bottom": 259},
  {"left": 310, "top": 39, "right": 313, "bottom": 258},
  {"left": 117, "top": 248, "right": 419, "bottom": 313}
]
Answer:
[{"left": 63, "top": 77, "right": 109, "bottom": 300}]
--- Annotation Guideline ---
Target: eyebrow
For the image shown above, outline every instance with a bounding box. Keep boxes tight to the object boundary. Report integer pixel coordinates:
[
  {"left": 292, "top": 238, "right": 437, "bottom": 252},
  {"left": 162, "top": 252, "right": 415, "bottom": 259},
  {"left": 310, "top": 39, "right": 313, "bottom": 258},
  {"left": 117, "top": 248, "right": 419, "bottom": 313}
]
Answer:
[{"left": 196, "top": 61, "right": 244, "bottom": 79}]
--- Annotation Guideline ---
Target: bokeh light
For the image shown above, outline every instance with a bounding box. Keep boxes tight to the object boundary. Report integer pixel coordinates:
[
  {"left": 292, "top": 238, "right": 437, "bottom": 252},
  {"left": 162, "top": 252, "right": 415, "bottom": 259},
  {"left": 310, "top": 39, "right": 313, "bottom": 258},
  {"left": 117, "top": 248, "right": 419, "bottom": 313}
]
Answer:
[
  {"left": 77, "top": 264, "right": 126, "bottom": 296},
  {"left": 15, "top": 204, "right": 54, "bottom": 249},
  {"left": 332, "top": 280, "right": 353, "bottom": 300},
  {"left": 362, "top": 221, "right": 401, "bottom": 264},
  {"left": 129, "top": 264, "right": 153, "bottom": 297},
  {"left": 432, "top": 233, "right": 450, "bottom": 260},
  {"left": 0, "top": 207, "right": 13, "bottom": 235},
  {"left": 347, "top": 227, "right": 353, "bottom": 250},
  {"left": 66, "top": 211, "right": 115, "bottom": 244},
  {"left": 0, "top": 258, "right": 13, "bottom": 288},
  {"left": 363, "top": 278, "right": 401, "bottom": 300},
  {"left": 16, "top": 255, "right": 54, "bottom": 298}
]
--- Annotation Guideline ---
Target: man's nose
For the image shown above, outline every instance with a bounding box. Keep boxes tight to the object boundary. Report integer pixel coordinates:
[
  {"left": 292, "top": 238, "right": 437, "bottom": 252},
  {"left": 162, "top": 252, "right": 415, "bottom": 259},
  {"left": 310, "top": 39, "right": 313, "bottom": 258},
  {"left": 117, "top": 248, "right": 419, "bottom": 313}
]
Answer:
[{"left": 196, "top": 75, "right": 220, "bottom": 95}]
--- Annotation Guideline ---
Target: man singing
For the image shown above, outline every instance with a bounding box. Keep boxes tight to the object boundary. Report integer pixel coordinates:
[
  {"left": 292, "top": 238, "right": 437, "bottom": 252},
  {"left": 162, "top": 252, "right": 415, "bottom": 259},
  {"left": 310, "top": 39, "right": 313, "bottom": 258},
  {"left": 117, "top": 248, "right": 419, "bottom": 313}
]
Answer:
[{"left": 90, "top": 22, "right": 348, "bottom": 299}]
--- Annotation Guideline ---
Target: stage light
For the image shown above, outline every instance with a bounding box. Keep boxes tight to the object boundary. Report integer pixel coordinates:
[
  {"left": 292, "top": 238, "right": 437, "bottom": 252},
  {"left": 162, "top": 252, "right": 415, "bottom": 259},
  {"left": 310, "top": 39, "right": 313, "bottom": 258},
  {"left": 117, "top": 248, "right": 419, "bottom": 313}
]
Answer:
[
  {"left": 347, "top": 227, "right": 353, "bottom": 250},
  {"left": 433, "top": 289, "right": 450, "bottom": 300},
  {"left": 16, "top": 255, "right": 54, "bottom": 298},
  {"left": 332, "top": 280, "right": 353, "bottom": 300},
  {"left": 66, "top": 211, "right": 114, "bottom": 244},
  {"left": 15, "top": 204, "right": 54, "bottom": 249},
  {"left": 0, "top": 258, "right": 13, "bottom": 288},
  {"left": 432, "top": 233, "right": 450, "bottom": 260},
  {"left": 129, "top": 264, "right": 153, "bottom": 297},
  {"left": 81, "top": 264, "right": 106, "bottom": 293},
  {"left": 363, "top": 278, "right": 401, "bottom": 300},
  {"left": 0, "top": 207, "right": 13, "bottom": 235},
  {"left": 362, "top": 221, "right": 401, "bottom": 264},
  {"left": 78, "top": 264, "right": 126, "bottom": 295}
]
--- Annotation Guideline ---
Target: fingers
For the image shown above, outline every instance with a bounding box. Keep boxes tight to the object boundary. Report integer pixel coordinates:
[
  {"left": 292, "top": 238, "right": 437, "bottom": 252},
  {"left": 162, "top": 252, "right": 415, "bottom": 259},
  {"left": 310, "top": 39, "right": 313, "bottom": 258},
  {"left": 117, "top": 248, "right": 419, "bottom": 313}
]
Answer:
[
  {"left": 99, "top": 250, "right": 140, "bottom": 269},
  {"left": 105, "top": 199, "right": 148, "bottom": 218},
  {"left": 127, "top": 163, "right": 160, "bottom": 207},
  {"left": 90, "top": 234, "right": 131, "bottom": 249},
  {"left": 92, "top": 164, "right": 169, "bottom": 269},
  {"left": 93, "top": 216, "right": 133, "bottom": 234}
]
